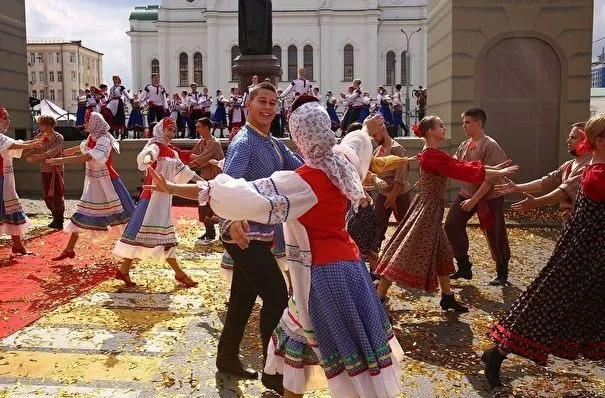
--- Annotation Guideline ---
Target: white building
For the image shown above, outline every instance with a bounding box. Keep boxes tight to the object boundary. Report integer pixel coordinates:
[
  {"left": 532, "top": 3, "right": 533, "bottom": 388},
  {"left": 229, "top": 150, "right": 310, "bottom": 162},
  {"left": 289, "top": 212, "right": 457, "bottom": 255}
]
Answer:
[
  {"left": 26, "top": 39, "right": 104, "bottom": 113},
  {"left": 128, "top": 0, "right": 427, "bottom": 103}
]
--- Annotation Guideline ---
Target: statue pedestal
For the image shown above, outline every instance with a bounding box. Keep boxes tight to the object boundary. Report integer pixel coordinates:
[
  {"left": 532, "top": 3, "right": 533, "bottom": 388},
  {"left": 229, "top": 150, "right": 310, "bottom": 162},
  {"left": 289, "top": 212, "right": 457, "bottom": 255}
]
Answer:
[{"left": 232, "top": 54, "right": 281, "bottom": 90}]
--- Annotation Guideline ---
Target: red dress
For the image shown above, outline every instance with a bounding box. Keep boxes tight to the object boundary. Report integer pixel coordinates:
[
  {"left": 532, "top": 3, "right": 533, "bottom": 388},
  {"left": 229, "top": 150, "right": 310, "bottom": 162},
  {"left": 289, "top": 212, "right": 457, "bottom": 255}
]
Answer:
[
  {"left": 375, "top": 148, "right": 485, "bottom": 292},
  {"left": 489, "top": 163, "right": 605, "bottom": 365}
]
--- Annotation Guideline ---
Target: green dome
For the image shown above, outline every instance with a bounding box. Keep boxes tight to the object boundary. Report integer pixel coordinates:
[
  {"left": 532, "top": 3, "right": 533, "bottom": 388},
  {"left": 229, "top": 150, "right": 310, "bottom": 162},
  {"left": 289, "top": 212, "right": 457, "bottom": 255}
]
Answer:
[{"left": 129, "top": 5, "right": 159, "bottom": 21}]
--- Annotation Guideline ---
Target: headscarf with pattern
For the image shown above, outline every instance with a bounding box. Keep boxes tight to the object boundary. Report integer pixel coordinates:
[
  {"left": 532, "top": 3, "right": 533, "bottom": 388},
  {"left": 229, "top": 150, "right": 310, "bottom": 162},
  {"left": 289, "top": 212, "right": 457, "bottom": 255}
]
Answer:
[
  {"left": 288, "top": 101, "right": 366, "bottom": 209},
  {"left": 86, "top": 111, "right": 120, "bottom": 153}
]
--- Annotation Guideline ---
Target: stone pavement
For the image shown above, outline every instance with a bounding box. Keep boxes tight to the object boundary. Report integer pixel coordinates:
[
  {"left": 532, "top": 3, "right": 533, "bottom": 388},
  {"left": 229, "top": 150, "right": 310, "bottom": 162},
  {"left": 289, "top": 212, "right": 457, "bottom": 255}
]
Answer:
[{"left": 0, "top": 202, "right": 603, "bottom": 397}]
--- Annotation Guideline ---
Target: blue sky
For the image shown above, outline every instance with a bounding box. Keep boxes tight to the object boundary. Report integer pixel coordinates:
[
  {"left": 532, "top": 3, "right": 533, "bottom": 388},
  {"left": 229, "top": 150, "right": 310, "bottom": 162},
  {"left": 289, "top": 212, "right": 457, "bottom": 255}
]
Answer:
[{"left": 25, "top": 0, "right": 605, "bottom": 89}]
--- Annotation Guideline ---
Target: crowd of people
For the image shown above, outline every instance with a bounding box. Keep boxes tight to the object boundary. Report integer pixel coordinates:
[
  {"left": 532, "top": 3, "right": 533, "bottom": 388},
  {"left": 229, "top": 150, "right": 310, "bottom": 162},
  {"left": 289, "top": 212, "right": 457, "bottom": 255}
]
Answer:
[
  {"left": 71, "top": 68, "right": 425, "bottom": 142},
  {"left": 1, "top": 72, "right": 603, "bottom": 397}
]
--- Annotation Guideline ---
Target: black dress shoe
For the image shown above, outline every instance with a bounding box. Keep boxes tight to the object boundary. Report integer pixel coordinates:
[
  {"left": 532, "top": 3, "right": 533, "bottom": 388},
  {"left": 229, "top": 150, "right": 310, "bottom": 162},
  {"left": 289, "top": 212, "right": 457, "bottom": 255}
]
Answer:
[
  {"left": 488, "top": 276, "right": 508, "bottom": 286},
  {"left": 261, "top": 372, "right": 284, "bottom": 395},
  {"left": 47, "top": 220, "right": 63, "bottom": 230},
  {"left": 216, "top": 358, "right": 258, "bottom": 379},
  {"left": 439, "top": 293, "right": 469, "bottom": 313},
  {"left": 481, "top": 347, "right": 505, "bottom": 388}
]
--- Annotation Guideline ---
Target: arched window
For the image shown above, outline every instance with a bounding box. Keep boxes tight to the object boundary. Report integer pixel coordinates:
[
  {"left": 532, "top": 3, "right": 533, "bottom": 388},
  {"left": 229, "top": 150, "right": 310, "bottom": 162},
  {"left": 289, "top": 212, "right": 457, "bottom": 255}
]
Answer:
[
  {"left": 288, "top": 45, "right": 298, "bottom": 81},
  {"left": 272, "top": 45, "right": 282, "bottom": 81},
  {"left": 400, "top": 52, "right": 408, "bottom": 86},
  {"left": 151, "top": 59, "right": 160, "bottom": 75},
  {"left": 303, "top": 45, "right": 314, "bottom": 81},
  {"left": 231, "top": 46, "right": 240, "bottom": 81},
  {"left": 343, "top": 44, "right": 354, "bottom": 81},
  {"left": 386, "top": 51, "right": 396, "bottom": 85},
  {"left": 179, "top": 52, "right": 188, "bottom": 86},
  {"left": 193, "top": 52, "right": 203, "bottom": 85}
]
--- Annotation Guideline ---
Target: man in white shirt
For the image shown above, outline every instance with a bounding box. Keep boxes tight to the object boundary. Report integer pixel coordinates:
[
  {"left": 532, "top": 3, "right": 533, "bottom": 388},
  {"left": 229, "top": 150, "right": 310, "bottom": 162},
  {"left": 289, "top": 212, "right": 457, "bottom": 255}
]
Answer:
[
  {"left": 280, "top": 67, "right": 312, "bottom": 100},
  {"left": 139, "top": 73, "right": 168, "bottom": 125}
]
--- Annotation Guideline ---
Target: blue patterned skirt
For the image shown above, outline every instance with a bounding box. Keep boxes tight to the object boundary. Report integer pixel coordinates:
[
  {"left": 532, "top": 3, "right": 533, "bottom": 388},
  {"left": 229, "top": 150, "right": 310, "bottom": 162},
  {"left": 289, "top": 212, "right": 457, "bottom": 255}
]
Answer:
[{"left": 212, "top": 105, "right": 228, "bottom": 128}]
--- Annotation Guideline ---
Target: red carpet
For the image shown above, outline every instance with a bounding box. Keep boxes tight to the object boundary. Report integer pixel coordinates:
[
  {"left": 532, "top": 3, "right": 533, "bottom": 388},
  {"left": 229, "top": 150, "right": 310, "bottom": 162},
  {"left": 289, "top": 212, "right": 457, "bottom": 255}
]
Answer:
[{"left": 0, "top": 206, "right": 198, "bottom": 339}]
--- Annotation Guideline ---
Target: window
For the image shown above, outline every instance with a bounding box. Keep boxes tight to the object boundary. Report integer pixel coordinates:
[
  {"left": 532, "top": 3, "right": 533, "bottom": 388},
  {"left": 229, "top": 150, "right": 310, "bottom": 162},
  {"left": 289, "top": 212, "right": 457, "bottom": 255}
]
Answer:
[
  {"left": 40, "top": 91, "right": 46, "bottom": 99},
  {"left": 30, "top": 52, "right": 35, "bottom": 64},
  {"left": 69, "top": 52, "right": 76, "bottom": 63},
  {"left": 231, "top": 46, "right": 240, "bottom": 80},
  {"left": 193, "top": 52, "right": 203, "bottom": 85},
  {"left": 87, "top": 58, "right": 90, "bottom": 69},
  {"left": 386, "top": 51, "right": 395, "bottom": 85},
  {"left": 39, "top": 71, "right": 44, "bottom": 82},
  {"left": 179, "top": 52, "right": 189, "bottom": 86},
  {"left": 70, "top": 71, "right": 77, "bottom": 81},
  {"left": 58, "top": 89, "right": 62, "bottom": 101},
  {"left": 56, "top": 52, "right": 60, "bottom": 63},
  {"left": 343, "top": 44, "right": 354, "bottom": 81},
  {"left": 92, "top": 59, "right": 96, "bottom": 70},
  {"left": 303, "top": 45, "right": 313, "bottom": 81},
  {"left": 37, "top": 53, "right": 43, "bottom": 63},
  {"left": 50, "top": 90, "right": 55, "bottom": 101},
  {"left": 272, "top": 45, "right": 282, "bottom": 81},
  {"left": 30, "top": 71, "right": 36, "bottom": 83},
  {"left": 49, "top": 71, "right": 55, "bottom": 82},
  {"left": 400, "top": 52, "right": 407, "bottom": 85},
  {"left": 31, "top": 90, "right": 37, "bottom": 98},
  {"left": 57, "top": 71, "right": 63, "bottom": 82},
  {"left": 71, "top": 89, "right": 77, "bottom": 101},
  {"left": 287, "top": 45, "right": 297, "bottom": 81},
  {"left": 151, "top": 58, "right": 160, "bottom": 75},
  {"left": 48, "top": 53, "right": 53, "bottom": 64}
]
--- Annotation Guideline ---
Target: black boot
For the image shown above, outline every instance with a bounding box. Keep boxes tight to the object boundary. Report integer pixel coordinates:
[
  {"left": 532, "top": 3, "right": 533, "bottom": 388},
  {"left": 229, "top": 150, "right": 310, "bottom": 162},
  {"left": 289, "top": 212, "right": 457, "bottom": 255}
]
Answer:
[
  {"left": 450, "top": 256, "right": 473, "bottom": 280},
  {"left": 261, "top": 372, "right": 284, "bottom": 395},
  {"left": 216, "top": 356, "right": 258, "bottom": 379},
  {"left": 48, "top": 217, "right": 63, "bottom": 230},
  {"left": 481, "top": 347, "right": 505, "bottom": 388},
  {"left": 489, "top": 264, "right": 509, "bottom": 286},
  {"left": 439, "top": 293, "right": 469, "bottom": 312}
]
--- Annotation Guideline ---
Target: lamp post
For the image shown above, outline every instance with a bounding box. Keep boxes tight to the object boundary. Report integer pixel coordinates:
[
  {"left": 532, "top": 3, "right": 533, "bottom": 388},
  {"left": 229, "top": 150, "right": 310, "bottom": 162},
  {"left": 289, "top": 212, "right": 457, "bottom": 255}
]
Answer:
[{"left": 401, "top": 27, "right": 422, "bottom": 130}]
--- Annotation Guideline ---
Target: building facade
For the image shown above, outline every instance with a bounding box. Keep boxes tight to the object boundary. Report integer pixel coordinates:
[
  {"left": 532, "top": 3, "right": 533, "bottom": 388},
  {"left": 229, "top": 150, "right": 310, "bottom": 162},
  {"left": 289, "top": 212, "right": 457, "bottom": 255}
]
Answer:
[
  {"left": 1, "top": 0, "right": 29, "bottom": 138},
  {"left": 26, "top": 39, "right": 103, "bottom": 113},
  {"left": 591, "top": 48, "right": 605, "bottom": 88},
  {"left": 128, "top": 0, "right": 427, "bottom": 104}
]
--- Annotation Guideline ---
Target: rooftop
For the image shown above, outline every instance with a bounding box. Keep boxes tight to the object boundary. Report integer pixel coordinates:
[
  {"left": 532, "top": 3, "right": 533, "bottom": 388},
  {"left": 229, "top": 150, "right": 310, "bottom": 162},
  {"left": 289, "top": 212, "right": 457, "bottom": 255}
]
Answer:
[
  {"left": 129, "top": 5, "right": 159, "bottom": 21},
  {"left": 26, "top": 38, "right": 103, "bottom": 55}
]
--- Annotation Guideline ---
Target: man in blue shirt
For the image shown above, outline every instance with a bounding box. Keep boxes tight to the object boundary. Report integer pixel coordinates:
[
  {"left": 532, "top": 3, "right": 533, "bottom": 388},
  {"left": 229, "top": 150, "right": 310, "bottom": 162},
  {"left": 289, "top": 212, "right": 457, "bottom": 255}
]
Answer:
[{"left": 216, "top": 82, "right": 302, "bottom": 395}]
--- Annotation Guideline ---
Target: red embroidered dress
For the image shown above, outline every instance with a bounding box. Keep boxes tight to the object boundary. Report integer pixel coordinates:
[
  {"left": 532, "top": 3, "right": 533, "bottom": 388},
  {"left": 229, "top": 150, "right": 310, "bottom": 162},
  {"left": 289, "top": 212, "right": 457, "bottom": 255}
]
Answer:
[{"left": 375, "top": 148, "right": 485, "bottom": 292}]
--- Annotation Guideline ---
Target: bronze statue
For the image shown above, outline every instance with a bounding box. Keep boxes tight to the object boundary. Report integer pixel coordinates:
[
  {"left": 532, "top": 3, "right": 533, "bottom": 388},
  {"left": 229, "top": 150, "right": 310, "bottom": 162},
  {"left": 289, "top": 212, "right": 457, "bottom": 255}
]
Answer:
[{"left": 238, "top": 0, "right": 272, "bottom": 55}]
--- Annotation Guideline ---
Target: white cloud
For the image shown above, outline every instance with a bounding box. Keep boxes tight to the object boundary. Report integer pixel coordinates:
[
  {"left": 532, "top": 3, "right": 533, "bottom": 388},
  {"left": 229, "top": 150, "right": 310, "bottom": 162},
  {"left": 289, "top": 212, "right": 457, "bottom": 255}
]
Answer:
[{"left": 25, "top": 0, "right": 140, "bottom": 88}]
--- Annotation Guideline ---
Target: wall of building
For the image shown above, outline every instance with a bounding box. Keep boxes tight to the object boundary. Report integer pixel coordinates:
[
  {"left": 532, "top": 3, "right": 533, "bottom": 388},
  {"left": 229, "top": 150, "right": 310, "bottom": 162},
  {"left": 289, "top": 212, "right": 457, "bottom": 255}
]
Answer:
[
  {"left": 0, "top": 0, "right": 29, "bottom": 138},
  {"left": 26, "top": 41, "right": 103, "bottom": 113},
  {"left": 427, "top": 0, "right": 593, "bottom": 197},
  {"left": 128, "top": 1, "right": 427, "bottom": 109}
]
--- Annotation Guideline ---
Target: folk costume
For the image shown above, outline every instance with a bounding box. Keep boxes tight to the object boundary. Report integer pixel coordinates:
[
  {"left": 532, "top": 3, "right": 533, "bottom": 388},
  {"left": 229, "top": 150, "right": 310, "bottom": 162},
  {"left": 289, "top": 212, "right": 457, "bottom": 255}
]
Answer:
[
  {"left": 0, "top": 131, "right": 29, "bottom": 237},
  {"left": 64, "top": 112, "right": 134, "bottom": 238},
  {"left": 196, "top": 103, "right": 405, "bottom": 397},
  {"left": 375, "top": 148, "right": 486, "bottom": 293},
  {"left": 107, "top": 76, "right": 132, "bottom": 133},
  {"left": 484, "top": 162, "right": 605, "bottom": 385},
  {"left": 113, "top": 118, "right": 197, "bottom": 260}
]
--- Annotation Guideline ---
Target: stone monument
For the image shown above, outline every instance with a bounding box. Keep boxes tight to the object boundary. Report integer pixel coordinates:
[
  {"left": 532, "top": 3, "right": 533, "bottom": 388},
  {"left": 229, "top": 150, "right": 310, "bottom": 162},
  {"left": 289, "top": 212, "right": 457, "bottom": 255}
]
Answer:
[{"left": 232, "top": 0, "right": 281, "bottom": 89}]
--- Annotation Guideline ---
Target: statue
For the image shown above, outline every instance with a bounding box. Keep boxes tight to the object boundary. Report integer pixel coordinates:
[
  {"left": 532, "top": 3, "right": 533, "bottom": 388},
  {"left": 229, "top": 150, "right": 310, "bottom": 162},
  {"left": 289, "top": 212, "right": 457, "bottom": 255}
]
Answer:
[{"left": 238, "top": 0, "right": 272, "bottom": 55}]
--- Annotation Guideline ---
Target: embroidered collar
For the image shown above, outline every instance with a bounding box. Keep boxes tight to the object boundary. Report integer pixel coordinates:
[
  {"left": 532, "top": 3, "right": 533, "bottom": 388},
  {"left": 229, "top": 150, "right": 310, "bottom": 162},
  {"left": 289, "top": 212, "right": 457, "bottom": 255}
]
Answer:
[{"left": 246, "top": 122, "right": 270, "bottom": 139}]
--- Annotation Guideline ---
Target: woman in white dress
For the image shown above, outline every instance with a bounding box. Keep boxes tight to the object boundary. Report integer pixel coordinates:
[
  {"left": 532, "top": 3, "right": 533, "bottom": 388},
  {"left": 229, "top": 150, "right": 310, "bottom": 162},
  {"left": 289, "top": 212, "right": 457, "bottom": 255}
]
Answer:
[
  {"left": 47, "top": 112, "right": 135, "bottom": 261},
  {"left": 0, "top": 107, "right": 42, "bottom": 254},
  {"left": 112, "top": 117, "right": 200, "bottom": 288}
]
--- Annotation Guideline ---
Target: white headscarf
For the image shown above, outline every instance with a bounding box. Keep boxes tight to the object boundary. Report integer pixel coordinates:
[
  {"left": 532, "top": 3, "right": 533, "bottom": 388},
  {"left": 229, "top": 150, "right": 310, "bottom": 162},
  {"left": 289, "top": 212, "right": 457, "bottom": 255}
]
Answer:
[
  {"left": 86, "top": 112, "right": 120, "bottom": 153},
  {"left": 149, "top": 117, "right": 175, "bottom": 146},
  {"left": 288, "top": 101, "right": 366, "bottom": 209},
  {"left": 333, "top": 129, "right": 373, "bottom": 181}
]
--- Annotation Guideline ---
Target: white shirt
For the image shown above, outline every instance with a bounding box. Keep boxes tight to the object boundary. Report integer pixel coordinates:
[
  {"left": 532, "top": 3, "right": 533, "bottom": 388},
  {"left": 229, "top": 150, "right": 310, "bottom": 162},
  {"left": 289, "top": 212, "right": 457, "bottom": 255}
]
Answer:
[
  {"left": 140, "top": 84, "right": 168, "bottom": 109},
  {"left": 280, "top": 78, "right": 312, "bottom": 99}
]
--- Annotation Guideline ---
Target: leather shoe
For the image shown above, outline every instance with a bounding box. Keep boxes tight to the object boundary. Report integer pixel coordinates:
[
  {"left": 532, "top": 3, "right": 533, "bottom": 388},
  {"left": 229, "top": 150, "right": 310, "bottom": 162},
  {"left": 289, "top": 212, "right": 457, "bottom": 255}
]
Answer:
[
  {"left": 488, "top": 276, "right": 508, "bottom": 286},
  {"left": 261, "top": 372, "right": 284, "bottom": 395},
  {"left": 216, "top": 357, "right": 258, "bottom": 379}
]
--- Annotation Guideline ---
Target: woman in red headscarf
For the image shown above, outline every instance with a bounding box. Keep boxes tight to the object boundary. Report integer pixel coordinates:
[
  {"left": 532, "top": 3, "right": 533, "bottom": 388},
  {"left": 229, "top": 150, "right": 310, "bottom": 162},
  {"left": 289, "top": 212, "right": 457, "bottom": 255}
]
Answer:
[{"left": 112, "top": 117, "right": 201, "bottom": 288}]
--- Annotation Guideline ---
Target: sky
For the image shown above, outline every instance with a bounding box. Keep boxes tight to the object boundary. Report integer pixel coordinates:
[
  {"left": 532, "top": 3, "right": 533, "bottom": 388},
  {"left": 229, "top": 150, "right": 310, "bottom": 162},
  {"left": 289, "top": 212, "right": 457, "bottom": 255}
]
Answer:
[{"left": 25, "top": 0, "right": 605, "bottom": 89}]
